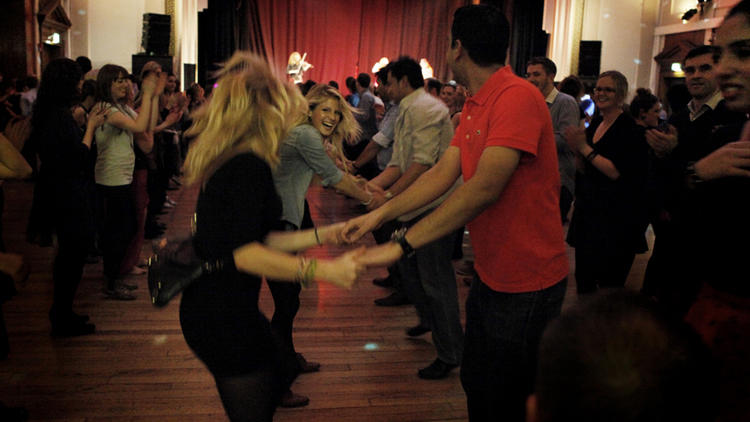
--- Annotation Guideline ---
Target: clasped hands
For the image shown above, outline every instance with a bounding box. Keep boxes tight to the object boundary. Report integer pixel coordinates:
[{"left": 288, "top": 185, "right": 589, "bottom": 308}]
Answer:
[{"left": 314, "top": 212, "right": 405, "bottom": 287}]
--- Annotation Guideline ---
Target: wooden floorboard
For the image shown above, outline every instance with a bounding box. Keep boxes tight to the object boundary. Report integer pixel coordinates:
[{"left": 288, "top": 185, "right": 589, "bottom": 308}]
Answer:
[{"left": 0, "top": 178, "right": 652, "bottom": 421}]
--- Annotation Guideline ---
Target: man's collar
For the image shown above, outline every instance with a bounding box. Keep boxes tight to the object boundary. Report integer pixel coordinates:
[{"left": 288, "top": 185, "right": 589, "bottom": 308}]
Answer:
[
  {"left": 689, "top": 90, "right": 722, "bottom": 113},
  {"left": 399, "top": 87, "right": 423, "bottom": 109},
  {"left": 545, "top": 87, "right": 559, "bottom": 104},
  {"left": 466, "top": 65, "right": 513, "bottom": 106},
  {"left": 705, "top": 90, "right": 723, "bottom": 110}
]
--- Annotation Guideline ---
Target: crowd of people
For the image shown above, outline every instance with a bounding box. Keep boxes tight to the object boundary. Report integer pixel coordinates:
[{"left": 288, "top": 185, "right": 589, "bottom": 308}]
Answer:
[{"left": 1, "top": 1, "right": 749, "bottom": 421}]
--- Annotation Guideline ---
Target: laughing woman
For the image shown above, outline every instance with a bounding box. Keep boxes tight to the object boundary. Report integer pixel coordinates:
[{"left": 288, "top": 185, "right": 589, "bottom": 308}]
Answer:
[
  {"left": 179, "top": 52, "right": 365, "bottom": 421},
  {"left": 93, "top": 64, "right": 161, "bottom": 300},
  {"left": 564, "top": 70, "right": 649, "bottom": 294},
  {"left": 268, "top": 83, "right": 374, "bottom": 407}
]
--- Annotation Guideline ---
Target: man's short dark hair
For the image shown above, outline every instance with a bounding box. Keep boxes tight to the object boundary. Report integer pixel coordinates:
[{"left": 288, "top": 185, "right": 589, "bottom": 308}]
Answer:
[
  {"left": 387, "top": 57, "right": 424, "bottom": 90},
  {"left": 376, "top": 63, "right": 393, "bottom": 85},
  {"left": 425, "top": 78, "right": 443, "bottom": 93},
  {"left": 357, "top": 73, "right": 371, "bottom": 89},
  {"left": 559, "top": 75, "right": 584, "bottom": 99},
  {"left": 345, "top": 76, "right": 357, "bottom": 92},
  {"left": 535, "top": 291, "right": 718, "bottom": 422},
  {"left": 683, "top": 45, "right": 721, "bottom": 65},
  {"left": 328, "top": 80, "right": 339, "bottom": 89},
  {"left": 75, "top": 56, "right": 92, "bottom": 74},
  {"left": 527, "top": 57, "right": 557, "bottom": 77},
  {"left": 451, "top": 4, "right": 510, "bottom": 67}
]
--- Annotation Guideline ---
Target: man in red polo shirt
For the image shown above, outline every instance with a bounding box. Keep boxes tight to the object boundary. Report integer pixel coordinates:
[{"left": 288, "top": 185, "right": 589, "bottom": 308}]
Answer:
[{"left": 342, "top": 4, "right": 568, "bottom": 421}]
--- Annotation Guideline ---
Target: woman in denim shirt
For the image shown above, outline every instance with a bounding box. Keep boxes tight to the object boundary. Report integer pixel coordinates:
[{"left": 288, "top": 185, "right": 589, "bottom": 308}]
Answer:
[{"left": 269, "top": 83, "right": 374, "bottom": 407}]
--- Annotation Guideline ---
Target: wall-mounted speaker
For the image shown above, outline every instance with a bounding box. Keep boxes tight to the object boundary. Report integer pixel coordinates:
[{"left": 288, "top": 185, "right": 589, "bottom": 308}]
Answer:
[
  {"left": 142, "top": 13, "right": 171, "bottom": 56},
  {"left": 579, "top": 41, "right": 602, "bottom": 78}
]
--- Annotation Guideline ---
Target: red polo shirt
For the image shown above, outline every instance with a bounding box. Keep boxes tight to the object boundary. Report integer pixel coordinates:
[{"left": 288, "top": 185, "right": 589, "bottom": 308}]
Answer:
[{"left": 451, "top": 66, "right": 569, "bottom": 293}]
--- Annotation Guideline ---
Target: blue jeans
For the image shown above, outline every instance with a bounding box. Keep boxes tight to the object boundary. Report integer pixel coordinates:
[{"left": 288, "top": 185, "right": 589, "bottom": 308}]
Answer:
[
  {"left": 398, "top": 212, "right": 463, "bottom": 366},
  {"left": 460, "top": 276, "right": 567, "bottom": 421}
]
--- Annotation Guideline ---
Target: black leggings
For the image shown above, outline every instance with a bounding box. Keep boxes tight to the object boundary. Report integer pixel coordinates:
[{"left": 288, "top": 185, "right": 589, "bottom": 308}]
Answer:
[{"left": 214, "top": 366, "right": 281, "bottom": 422}]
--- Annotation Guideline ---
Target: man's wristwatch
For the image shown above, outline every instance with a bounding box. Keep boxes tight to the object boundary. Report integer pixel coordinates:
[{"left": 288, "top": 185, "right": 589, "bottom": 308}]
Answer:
[
  {"left": 391, "top": 227, "right": 416, "bottom": 257},
  {"left": 685, "top": 161, "right": 704, "bottom": 187}
]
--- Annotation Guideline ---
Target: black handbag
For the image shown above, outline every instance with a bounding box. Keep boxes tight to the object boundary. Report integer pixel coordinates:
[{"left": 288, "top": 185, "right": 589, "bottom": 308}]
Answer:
[
  {"left": 147, "top": 215, "right": 234, "bottom": 307},
  {"left": 147, "top": 236, "right": 203, "bottom": 307}
]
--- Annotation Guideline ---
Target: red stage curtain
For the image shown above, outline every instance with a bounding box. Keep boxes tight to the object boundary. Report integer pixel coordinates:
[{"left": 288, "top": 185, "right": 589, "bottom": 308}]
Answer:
[{"left": 243, "top": 0, "right": 469, "bottom": 88}]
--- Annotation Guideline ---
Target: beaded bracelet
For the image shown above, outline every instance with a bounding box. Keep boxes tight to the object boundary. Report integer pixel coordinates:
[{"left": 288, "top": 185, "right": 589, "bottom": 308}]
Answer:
[{"left": 296, "top": 257, "right": 317, "bottom": 288}]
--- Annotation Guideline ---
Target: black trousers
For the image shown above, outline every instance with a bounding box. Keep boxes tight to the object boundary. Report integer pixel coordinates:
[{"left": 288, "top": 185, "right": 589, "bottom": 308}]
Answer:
[
  {"left": 642, "top": 219, "right": 701, "bottom": 318},
  {"left": 97, "top": 184, "right": 136, "bottom": 284},
  {"left": 574, "top": 242, "right": 635, "bottom": 294},
  {"left": 265, "top": 201, "right": 314, "bottom": 388},
  {"left": 50, "top": 188, "right": 94, "bottom": 322}
]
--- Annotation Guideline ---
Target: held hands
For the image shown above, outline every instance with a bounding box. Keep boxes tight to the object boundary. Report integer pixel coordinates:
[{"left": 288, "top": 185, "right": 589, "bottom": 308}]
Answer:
[
  {"left": 141, "top": 72, "right": 159, "bottom": 96},
  {"left": 694, "top": 141, "right": 750, "bottom": 180},
  {"left": 325, "top": 247, "right": 367, "bottom": 288},
  {"left": 645, "top": 125, "right": 678, "bottom": 157},
  {"left": 355, "top": 242, "right": 403, "bottom": 268},
  {"left": 366, "top": 191, "right": 387, "bottom": 211},
  {"left": 341, "top": 211, "right": 384, "bottom": 243},
  {"left": 318, "top": 222, "right": 347, "bottom": 245},
  {"left": 563, "top": 125, "right": 587, "bottom": 153}
]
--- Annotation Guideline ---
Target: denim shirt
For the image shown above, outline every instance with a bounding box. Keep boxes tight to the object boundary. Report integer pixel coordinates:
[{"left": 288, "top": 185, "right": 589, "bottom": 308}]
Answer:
[{"left": 272, "top": 124, "right": 343, "bottom": 228}]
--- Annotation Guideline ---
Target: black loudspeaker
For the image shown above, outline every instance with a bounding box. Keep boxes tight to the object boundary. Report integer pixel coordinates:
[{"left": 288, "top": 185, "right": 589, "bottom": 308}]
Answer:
[
  {"left": 132, "top": 54, "right": 173, "bottom": 77},
  {"left": 183, "top": 63, "right": 196, "bottom": 88},
  {"left": 579, "top": 41, "right": 602, "bottom": 77},
  {"left": 142, "top": 13, "right": 171, "bottom": 56}
]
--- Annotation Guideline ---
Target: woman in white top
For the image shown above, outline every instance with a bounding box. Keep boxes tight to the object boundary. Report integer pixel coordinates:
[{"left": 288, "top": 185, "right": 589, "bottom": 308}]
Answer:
[{"left": 94, "top": 64, "right": 163, "bottom": 299}]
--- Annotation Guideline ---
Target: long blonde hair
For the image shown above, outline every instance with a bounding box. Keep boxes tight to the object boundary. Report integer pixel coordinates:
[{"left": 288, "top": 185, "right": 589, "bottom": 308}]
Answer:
[
  {"left": 184, "top": 52, "right": 306, "bottom": 185},
  {"left": 298, "top": 83, "right": 361, "bottom": 167}
]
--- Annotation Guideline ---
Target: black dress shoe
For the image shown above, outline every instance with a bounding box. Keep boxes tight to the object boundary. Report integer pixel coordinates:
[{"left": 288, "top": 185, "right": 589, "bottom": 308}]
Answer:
[
  {"left": 51, "top": 320, "right": 96, "bottom": 338},
  {"left": 372, "top": 276, "right": 395, "bottom": 288},
  {"left": 279, "top": 390, "right": 309, "bottom": 408},
  {"left": 296, "top": 352, "right": 320, "bottom": 373},
  {"left": 374, "top": 291, "right": 411, "bottom": 306},
  {"left": 406, "top": 324, "right": 431, "bottom": 337},
  {"left": 0, "top": 401, "right": 29, "bottom": 422},
  {"left": 418, "top": 358, "right": 458, "bottom": 380}
]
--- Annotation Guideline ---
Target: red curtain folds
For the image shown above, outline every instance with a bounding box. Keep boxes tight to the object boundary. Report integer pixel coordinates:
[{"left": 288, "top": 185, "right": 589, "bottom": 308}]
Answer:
[{"left": 243, "top": 0, "right": 470, "bottom": 88}]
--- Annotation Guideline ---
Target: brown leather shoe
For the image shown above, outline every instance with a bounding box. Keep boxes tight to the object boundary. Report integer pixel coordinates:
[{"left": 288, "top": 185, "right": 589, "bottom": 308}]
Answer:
[{"left": 279, "top": 390, "right": 309, "bottom": 408}]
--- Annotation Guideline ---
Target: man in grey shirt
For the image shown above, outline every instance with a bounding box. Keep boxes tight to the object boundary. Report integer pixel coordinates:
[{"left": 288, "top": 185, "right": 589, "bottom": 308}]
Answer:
[{"left": 526, "top": 57, "right": 580, "bottom": 222}]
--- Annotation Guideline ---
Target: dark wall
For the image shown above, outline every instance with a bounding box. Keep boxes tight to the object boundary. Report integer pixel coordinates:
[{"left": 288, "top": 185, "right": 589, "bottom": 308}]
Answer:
[{"left": 0, "top": 0, "right": 32, "bottom": 79}]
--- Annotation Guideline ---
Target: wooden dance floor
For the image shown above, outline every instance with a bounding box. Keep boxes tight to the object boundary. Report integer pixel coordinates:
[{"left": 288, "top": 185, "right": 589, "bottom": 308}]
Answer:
[{"left": 0, "top": 179, "right": 651, "bottom": 421}]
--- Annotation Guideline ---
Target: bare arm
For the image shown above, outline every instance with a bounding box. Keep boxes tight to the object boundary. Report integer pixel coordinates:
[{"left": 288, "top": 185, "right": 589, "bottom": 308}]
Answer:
[
  {"left": 352, "top": 140, "right": 383, "bottom": 171},
  {"left": 355, "top": 146, "right": 520, "bottom": 267},
  {"left": 369, "top": 165, "right": 401, "bottom": 189},
  {"left": 343, "top": 146, "right": 462, "bottom": 241},
  {"left": 385, "top": 162, "right": 430, "bottom": 196},
  {"left": 104, "top": 74, "right": 157, "bottom": 134},
  {"left": 564, "top": 126, "right": 620, "bottom": 180},
  {"left": 331, "top": 173, "right": 372, "bottom": 203},
  {"left": 264, "top": 223, "right": 344, "bottom": 252},
  {"left": 403, "top": 146, "right": 519, "bottom": 248},
  {"left": 0, "top": 133, "right": 32, "bottom": 180}
]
